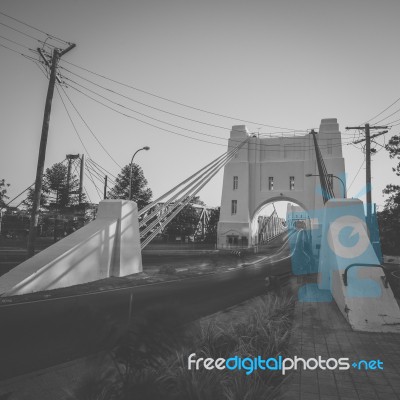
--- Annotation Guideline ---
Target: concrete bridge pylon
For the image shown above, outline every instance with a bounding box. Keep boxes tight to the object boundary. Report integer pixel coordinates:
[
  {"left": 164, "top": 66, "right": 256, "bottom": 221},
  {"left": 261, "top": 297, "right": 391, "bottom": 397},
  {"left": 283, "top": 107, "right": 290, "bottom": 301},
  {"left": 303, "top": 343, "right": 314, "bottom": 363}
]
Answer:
[
  {"left": 0, "top": 200, "right": 142, "bottom": 296},
  {"left": 217, "top": 118, "right": 346, "bottom": 249}
]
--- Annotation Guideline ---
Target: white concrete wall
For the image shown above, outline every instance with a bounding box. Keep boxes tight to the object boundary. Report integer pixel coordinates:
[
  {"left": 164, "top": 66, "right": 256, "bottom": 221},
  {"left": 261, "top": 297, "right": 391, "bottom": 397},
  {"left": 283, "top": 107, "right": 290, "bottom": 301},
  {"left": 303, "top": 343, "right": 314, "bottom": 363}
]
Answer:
[
  {"left": 318, "top": 198, "right": 400, "bottom": 333},
  {"left": 0, "top": 200, "right": 142, "bottom": 296}
]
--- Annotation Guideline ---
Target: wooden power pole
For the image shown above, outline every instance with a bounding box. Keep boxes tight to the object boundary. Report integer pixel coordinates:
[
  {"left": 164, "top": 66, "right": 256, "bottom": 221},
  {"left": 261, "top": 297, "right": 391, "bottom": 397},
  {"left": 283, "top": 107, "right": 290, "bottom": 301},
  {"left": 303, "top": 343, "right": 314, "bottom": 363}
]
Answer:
[
  {"left": 346, "top": 123, "right": 388, "bottom": 230},
  {"left": 104, "top": 175, "right": 108, "bottom": 200},
  {"left": 27, "top": 44, "right": 76, "bottom": 257}
]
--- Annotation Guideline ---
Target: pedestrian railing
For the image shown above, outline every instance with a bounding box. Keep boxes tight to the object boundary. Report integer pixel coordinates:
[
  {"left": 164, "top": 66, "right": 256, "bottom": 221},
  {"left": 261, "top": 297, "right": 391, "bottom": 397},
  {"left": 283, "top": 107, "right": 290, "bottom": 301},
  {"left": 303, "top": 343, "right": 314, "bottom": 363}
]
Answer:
[{"left": 342, "top": 263, "right": 388, "bottom": 288}]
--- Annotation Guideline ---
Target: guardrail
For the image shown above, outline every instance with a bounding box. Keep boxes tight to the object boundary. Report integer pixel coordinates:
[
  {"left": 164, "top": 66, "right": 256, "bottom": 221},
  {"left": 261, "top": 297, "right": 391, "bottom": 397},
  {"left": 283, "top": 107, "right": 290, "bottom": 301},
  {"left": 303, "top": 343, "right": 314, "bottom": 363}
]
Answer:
[{"left": 342, "top": 263, "right": 388, "bottom": 288}]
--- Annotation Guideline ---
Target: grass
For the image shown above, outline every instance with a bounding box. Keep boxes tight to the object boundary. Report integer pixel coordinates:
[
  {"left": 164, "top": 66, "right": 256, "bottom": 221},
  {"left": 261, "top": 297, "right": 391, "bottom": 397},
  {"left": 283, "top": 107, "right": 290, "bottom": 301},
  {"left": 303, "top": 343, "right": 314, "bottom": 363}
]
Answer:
[{"left": 70, "top": 291, "right": 295, "bottom": 400}]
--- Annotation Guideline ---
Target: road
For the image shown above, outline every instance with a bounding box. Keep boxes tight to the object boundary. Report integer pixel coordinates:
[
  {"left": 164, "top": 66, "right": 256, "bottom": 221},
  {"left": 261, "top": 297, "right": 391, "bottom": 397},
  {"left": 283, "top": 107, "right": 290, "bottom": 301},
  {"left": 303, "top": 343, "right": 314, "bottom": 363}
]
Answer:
[{"left": 0, "top": 232, "right": 304, "bottom": 380}]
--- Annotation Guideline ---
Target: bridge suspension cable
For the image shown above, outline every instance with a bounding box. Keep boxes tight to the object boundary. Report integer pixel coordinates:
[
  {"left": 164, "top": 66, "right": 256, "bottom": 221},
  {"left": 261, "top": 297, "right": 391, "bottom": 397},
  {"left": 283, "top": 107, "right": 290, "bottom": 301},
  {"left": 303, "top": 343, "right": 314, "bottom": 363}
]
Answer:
[
  {"left": 139, "top": 137, "right": 250, "bottom": 249},
  {"left": 310, "top": 130, "right": 335, "bottom": 203}
]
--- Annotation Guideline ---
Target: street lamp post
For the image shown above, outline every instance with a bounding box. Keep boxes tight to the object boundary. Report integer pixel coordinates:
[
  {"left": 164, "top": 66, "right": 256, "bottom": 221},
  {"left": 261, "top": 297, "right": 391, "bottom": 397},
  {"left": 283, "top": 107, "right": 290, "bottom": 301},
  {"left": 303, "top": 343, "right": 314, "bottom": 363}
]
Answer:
[
  {"left": 305, "top": 173, "right": 347, "bottom": 198},
  {"left": 129, "top": 146, "right": 150, "bottom": 201}
]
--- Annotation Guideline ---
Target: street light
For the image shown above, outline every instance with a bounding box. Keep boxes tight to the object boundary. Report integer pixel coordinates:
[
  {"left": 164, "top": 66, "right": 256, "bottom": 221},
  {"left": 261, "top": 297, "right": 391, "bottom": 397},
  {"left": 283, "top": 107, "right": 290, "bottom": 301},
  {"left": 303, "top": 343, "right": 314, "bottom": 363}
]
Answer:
[
  {"left": 129, "top": 146, "right": 150, "bottom": 200},
  {"left": 305, "top": 173, "right": 347, "bottom": 198}
]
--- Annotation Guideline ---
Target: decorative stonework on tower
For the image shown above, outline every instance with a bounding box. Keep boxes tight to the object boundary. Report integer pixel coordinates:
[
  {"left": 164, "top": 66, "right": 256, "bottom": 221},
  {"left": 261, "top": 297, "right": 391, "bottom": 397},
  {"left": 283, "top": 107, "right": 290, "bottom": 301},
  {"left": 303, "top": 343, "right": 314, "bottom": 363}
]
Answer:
[{"left": 217, "top": 119, "right": 346, "bottom": 249}]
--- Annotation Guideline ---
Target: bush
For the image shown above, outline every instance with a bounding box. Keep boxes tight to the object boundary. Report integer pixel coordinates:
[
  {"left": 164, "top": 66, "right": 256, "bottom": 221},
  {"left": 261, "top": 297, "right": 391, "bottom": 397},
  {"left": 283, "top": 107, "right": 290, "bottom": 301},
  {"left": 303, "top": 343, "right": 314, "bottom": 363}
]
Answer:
[{"left": 71, "top": 292, "right": 294, "bottom": 400}]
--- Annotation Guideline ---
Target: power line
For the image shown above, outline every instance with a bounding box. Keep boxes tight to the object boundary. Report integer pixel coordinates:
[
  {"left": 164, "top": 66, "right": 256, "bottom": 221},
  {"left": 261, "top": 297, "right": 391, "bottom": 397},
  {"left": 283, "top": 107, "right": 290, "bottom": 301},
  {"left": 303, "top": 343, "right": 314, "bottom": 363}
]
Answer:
[
  {"left": 0, "top": 21, "right": 49, "bottom": 45},
  {"left": 84, "top": 171, "right": 102, "bottom": 200},
  {"left": 87, "top": 158, "right": 118, "bottom": 180},
  {"left": 364, "top": 96, "right": 400, "bottom": 124},
  {"left": 0, "top": 11, "right": 69, "bottom": 44},
  {"left": 348, "top": 158, "right": 365, "bottom": 191},
  {"left": 85, "top": 164, "right": 106, "bottom": 185},
  {"left": 86, "top": 162, "right": 116, "bottom": 186},
  {"left": 56, "top": 85, "right": 92, "bottom": 157},
  {"left": 0, "top": 40, "right": 29, "bottom": 55},
  {"left": 86, "top": 161, "right": 117, "bottom": 187},
  {"left": 64, "top": 78, "right": 229, "bottom": 142},
  {"left": 373, "top": 106, "right": 400, "bottom": 125},
  {"left": 59, "top": 58, "right": 305, "bottom": 132},
  {"left": 0, "top": 33, "right": 34, "bottom": 50},
  {"left": 58, "top": 85, "right": 123, "bottom": 168},
  {"left": 65, "top": 83, "right": 354, "bottom": 151},
  {"left": 61, "top": 69, "right": 304, "bottom": 138}
]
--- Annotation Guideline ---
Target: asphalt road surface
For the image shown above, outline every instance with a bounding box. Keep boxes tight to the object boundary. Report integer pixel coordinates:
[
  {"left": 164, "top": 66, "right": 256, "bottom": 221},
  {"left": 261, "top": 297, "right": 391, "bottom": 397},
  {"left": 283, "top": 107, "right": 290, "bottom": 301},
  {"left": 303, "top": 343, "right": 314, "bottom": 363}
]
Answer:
[{"left": 0, "top": 232, "right": 304, "bottom": 380}]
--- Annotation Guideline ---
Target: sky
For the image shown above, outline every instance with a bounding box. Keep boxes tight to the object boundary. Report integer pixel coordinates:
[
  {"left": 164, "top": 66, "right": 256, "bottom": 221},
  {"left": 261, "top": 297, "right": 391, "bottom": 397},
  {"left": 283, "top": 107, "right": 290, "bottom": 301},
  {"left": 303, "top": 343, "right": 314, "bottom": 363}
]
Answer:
[{"left": 1, "top": 0, "right": 400, "bottom": 211}]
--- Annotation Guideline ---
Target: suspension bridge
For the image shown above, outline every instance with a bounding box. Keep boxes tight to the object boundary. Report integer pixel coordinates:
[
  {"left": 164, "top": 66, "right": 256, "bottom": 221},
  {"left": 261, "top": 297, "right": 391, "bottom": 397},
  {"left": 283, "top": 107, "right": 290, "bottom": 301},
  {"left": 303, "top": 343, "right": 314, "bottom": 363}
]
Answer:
[{"left": 0, "top": 118, "right": 399, "bottom": 336}]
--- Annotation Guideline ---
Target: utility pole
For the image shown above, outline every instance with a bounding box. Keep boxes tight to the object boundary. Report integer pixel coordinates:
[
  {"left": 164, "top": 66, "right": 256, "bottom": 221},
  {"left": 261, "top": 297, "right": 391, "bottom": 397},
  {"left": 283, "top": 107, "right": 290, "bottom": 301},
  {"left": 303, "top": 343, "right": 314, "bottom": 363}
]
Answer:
[
  {"left": 66, "top": 154, "right": 80, "bottom": 197},
  {"left": 104, "top": 175, "right": 108, "bottom": 200},
  {"left": 346, "top": 123, "right": 388, "bottom": 231},
  {"left": 27, "top": 43, "right": 76, "bottom": 257},
  {"left": 79, "top": 154, "right": 84, "bottom": 204}
]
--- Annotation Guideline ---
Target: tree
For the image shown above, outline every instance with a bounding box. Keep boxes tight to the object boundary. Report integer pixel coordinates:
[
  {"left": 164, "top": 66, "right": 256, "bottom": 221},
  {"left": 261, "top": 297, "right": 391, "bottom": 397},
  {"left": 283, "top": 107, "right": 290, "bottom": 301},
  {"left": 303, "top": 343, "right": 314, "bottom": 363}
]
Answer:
[
  {"left": 204, "top": 207, "right": 220, "bottom": 243},
  {"left": 108, "top": 164, "right": 152, "bottom": 209},
  {"left": 24, "top": 162, "right": 83, "bottom": 211},
  {"left": 23, "top": 162, "right": 89, "bottom": 239},
  {"left": 163, "top": 196, "right": 206, "bottom": 241},
  {"left": 377, "top": 136, "right": 400, "bottom": 254},
  {"left": 0, "top": 179, "right": 10, "bottom": 208}
]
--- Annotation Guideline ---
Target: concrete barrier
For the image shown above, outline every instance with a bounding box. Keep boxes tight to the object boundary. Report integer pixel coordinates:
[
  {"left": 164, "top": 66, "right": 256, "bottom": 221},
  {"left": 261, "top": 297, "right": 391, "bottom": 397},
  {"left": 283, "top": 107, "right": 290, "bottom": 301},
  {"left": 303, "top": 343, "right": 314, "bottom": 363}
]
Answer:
[
  {"left": 0, "top": 200, "right": 142, "bottom": 296},
  {"left": 318, "top": 199, "right": 400, "bottom": 333}
]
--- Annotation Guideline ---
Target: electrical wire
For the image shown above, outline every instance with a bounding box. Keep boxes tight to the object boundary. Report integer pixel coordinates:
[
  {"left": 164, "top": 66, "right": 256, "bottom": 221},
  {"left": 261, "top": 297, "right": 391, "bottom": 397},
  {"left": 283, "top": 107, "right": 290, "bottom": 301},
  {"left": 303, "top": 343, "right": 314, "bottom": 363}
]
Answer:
[
  {"left": 64, "top": 83, "right": 354, "bottom": 151},
  {"left": 0, "top": 33, "right": 34, "bottom": 50},
  {"left": 86, "top": 161, "right": 117, "bottom": 187},
  {"left": 0, "top": 21, "right": 51, "bottom": 46},
  {"left": 347, "top": 158, "right": 365, "bottom": 191},
  {"left": 365, "top": 96, "right": 400, "bottom": 124},
  {"left": 59, "top": 58, "right": 305, "bottom": 132},
  {"left": 373, "top": 106, "right": 400, "bottom": 125},
  {"left": 61, "top": 70, "right": 303, "bottom": 138},
  {"left": 85, "top": 164, "right": 106, "bottom": 185},
  {"left": 58, "top": 85, "right": 122, "bottom": 168},
  {"left": 63, "top": 77, "right": 229, "bottom": 142},
  {"left": 0, "top": 40, "right": 29, "bottom": 55},
  {"left": 56, "top": 85, "right": 92, "bottom": 157},
  {"left": 87, "top": 158, "right": 117, "bottom": 180},
  {"left": 84, "top": 171, "right": 102, "bottom": 200},
  {"left": 0, "top": 11, "right": 70, "bottom": 44}
]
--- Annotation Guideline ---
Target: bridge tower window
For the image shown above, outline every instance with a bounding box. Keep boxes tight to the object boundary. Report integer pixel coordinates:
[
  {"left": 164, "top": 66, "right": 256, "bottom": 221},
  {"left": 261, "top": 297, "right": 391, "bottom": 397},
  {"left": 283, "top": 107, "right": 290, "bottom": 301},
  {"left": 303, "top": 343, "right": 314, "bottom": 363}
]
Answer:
[
  {"left": 290, "top": 176, "right": 295, "bottom": 190},
  {"left": 233, "top": 176, "right": 238, "bottom": 190},
  {"left": 268, "top": 177, "right": 274, "bottom": 190},
  {"left": 231, "top": 200, "right": 237, "bottom": 215},
  {"left": 327, "top": 139, "right": 333, "bottom": 155}
]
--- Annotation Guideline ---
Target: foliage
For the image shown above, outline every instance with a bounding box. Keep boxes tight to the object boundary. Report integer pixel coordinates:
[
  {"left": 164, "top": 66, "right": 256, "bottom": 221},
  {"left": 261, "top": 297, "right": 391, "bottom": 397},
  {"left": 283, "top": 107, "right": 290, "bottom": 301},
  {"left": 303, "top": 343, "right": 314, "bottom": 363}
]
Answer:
[
  {"left": 24, "top": 162, "right": 84, "bottom": 211},
  {"left": 0, "top": 178, "right": 10, "bottom": 208},
  {"left": 378, "top": 135, "right": 400, "bottom": 254},
  {"left": 378, "top": 185, "right": 400, "bottom": 255},
  {"left": 107, "top": 164, "right": 152, "bottom": 210},
  {"left": 163, "top": 196, "right": 205, "bottom": 240},
  {"left": 70, "top": 292, "right": 294, "bottom": 400},
  {"left": 204, "top": 207, "right": 220, "bottom": 243}
]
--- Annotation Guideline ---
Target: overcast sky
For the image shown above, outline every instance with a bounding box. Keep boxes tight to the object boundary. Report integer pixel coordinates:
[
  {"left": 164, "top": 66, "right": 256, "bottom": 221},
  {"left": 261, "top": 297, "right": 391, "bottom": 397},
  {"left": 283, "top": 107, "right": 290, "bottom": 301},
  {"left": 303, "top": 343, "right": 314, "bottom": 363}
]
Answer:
[{"left": 1, "top": 0, "right": 399, "bottom": 211}]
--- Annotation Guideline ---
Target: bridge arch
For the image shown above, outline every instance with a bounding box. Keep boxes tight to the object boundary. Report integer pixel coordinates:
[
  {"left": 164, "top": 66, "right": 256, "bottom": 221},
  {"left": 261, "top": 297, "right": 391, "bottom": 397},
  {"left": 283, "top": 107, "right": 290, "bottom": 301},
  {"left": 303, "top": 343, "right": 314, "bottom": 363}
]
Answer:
[{"left": 250, "top": 196, "right": 308, "bottom": 222}]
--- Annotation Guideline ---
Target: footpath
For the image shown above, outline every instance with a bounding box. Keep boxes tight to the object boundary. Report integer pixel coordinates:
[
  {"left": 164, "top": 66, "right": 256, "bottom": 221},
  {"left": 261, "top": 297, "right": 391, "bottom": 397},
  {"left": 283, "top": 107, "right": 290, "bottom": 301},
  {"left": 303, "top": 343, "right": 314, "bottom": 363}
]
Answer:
[{"left": 281, "top": 275, "right": 400, "bottom": 400}]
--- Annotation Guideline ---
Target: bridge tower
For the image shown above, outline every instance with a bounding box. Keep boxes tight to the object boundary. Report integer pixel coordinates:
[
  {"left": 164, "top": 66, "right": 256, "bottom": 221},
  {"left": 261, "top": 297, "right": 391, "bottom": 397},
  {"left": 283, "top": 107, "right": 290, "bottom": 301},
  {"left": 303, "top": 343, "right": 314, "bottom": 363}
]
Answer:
[{"left": 217, "top": 118, "right": 346, "bottom": 249}]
